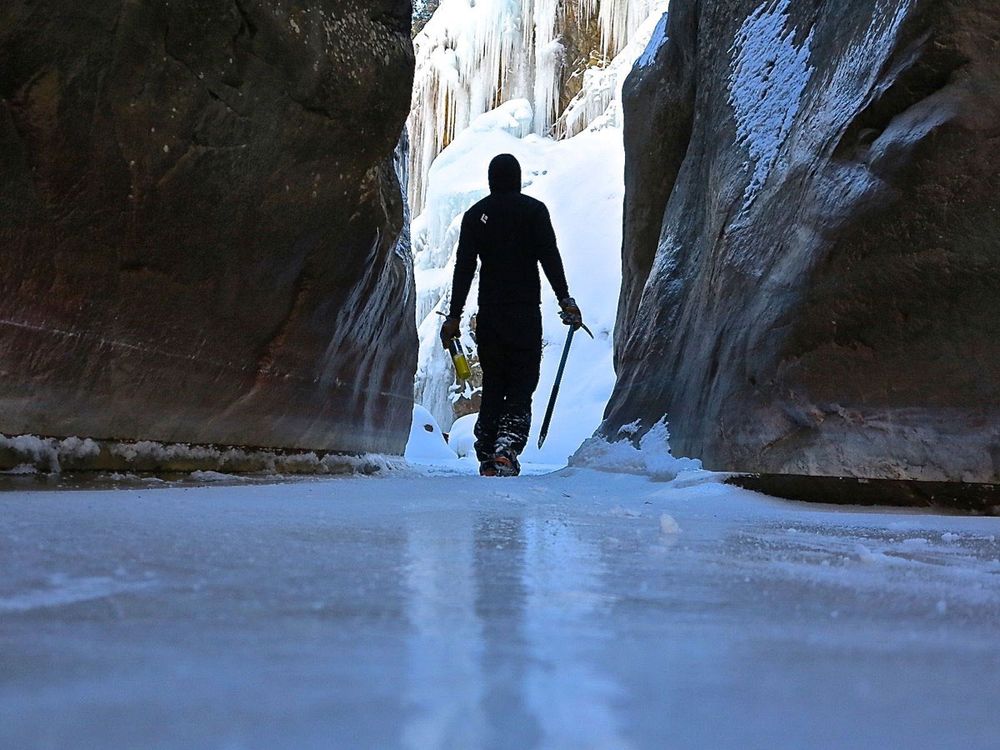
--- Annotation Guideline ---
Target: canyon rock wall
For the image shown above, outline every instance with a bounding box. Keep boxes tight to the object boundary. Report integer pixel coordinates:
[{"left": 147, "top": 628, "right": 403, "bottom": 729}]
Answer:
[
  {"left": 0, "top": 0, "right": 417, "bottom": 455},
  {"left": 605, "top": 0, "right": 1000, "bottom": 483}
]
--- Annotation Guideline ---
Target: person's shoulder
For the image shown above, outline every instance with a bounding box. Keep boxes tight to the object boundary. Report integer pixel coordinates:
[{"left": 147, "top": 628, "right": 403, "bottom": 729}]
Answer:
[
  {"left": 518, "top": 194, "right": 549, "bottom": 215},
  {"left": 469, "top": 194, "right": 492, "bottom": 211},
  {"left": 463, "top": 196, "right": 492, "bottom": 221}
]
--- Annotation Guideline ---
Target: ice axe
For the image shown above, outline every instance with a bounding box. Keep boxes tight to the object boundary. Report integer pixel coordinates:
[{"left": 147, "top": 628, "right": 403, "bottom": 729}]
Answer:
[{"left": 537, "top": 321, "right": 594, "bottom": 449}]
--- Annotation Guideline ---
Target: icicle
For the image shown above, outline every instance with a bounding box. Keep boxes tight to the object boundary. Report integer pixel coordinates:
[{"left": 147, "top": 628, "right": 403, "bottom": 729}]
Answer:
[
  {"left": 577, "top": 0, "right": 659, "bottom": 58},
  {"left": 554, "top": 1, "right": 670, "bottom": 138},
  {"left": 407, "top": 0, "right": 561, "bottom": 214},
  {"left": 529, "top": 0, "right": 564, "bottom": 134}
]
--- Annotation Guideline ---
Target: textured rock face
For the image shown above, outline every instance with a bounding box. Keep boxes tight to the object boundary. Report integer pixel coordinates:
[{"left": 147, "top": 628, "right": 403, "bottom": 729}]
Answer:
[
  {"left": 606, "top": 0, "right": 1000, "bottom": 482},
  {"left": 0, "top": 0, "right": 416, "bottom": 454}
]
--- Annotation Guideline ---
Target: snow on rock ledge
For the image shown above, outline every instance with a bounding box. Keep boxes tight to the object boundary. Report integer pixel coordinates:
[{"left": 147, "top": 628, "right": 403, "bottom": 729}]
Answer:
[{"left": 0, "top": 433, "right": 396, "bottom": 476}]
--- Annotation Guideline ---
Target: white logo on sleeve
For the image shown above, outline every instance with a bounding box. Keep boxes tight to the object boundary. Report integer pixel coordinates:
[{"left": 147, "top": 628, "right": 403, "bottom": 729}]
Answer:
[{"left": 480, "top": 213, "right": 488, "bottom": 224}]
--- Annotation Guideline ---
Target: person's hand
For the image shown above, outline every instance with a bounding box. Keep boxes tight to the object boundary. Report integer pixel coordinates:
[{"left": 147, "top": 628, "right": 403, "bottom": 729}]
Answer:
[
  {"left": 558, "top": 297, "right": 582, "bottom": 329},
  {"left": 440, "top": 315, "right": 461, "bottom": 349}
]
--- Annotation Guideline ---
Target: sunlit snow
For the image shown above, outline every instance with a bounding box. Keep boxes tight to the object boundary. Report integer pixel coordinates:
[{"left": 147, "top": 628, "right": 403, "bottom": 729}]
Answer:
[{"left": 411, "top": 102, "right": 625, "bottom": 465}]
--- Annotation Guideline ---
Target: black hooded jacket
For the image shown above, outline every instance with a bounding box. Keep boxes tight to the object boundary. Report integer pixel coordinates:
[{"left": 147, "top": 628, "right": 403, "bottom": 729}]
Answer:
[{"left": 448, "top": 154, "right": 570, "bottom": 318}]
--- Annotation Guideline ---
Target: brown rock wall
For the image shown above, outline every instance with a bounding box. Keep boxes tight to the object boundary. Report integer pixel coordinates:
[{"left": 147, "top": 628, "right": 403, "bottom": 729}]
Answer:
[{"left": 0, "top": 0, "right": 417, "bottom": 454}]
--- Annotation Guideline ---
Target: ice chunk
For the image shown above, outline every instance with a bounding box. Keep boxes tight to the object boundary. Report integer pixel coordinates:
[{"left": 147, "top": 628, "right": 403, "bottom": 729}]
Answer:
[
  {"left": 571, "top": 418, "right": 702, "bottom": 481},
  {"left": 659, "top": 514, "right": 681, "bottom": 534}
]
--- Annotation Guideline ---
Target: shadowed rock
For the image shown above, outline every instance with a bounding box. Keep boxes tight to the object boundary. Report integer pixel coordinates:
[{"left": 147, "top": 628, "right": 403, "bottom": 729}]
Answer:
[
  {"left": 0, "top": 0, "right": 417, "bottom": 455},
  {"left": 604, "top": 0, "right": 1000, "bottom": 484}
]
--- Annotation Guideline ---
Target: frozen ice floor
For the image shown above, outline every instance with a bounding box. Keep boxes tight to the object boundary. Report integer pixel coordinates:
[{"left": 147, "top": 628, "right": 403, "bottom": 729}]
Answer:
[{"left": 2, "top": 467, "right": 1000, "bottom": 749}]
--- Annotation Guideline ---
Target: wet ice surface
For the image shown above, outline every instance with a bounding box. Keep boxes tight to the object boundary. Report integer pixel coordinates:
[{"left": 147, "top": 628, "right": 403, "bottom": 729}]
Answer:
[{"left": 2, "top": 467, "right": 1000, "bottom": 749}]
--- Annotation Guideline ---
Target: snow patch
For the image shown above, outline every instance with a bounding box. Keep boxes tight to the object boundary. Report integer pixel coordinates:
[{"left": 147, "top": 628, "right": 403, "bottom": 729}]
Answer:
[
  {"left": 448, "top": 413, "right": 478, "bottom": 459},
  {"left": 635, "top": 11, "right": 669, "bottom": 70},
  {"left": 728, "top": 0, "right": 814, "bottom": 207},
  {"left": 609, "top": 505, "right": 642, "bottom": 518},
  {"left": 3, "top": 463, "right": 38, "bottom": 475},
  {"left": 617, "top": 419, "right": 642, "bottom": 437},
  {"left": 855, "top": 543, "right": 894, "bottom": 565}
]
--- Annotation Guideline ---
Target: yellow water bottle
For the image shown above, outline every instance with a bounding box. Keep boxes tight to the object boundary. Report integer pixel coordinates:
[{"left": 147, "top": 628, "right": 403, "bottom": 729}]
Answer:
[{"left": 448, "top": 337, "right": 472, "bottom": 381}]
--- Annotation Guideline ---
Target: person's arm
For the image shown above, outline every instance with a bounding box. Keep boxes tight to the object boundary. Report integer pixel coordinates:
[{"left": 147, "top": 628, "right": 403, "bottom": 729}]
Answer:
[
  {"left": 535, "top": 204, "right": 583, "bottom": 328},
  {"left": 535, "top": 204, "right": 570, "bottom": 302},
  {"left": 448, "top": 211, "right": 477, "bottom": 319}
]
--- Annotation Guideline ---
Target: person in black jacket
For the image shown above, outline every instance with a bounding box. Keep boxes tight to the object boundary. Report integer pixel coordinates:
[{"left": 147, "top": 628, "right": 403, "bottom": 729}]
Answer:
[{"left": 440, "top": 153, "right": 582, "bottom": 477}]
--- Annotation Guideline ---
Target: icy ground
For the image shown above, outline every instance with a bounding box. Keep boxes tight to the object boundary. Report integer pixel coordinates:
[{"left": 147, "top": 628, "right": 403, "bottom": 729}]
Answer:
[{"left": 3, "top": 467, "right": 1000, "bottom": 749}]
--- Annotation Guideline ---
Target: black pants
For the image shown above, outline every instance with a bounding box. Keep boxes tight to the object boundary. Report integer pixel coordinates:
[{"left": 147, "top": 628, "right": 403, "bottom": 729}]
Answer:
[{"left": 474, "top": 307, "right": 542, "bottom": 462}]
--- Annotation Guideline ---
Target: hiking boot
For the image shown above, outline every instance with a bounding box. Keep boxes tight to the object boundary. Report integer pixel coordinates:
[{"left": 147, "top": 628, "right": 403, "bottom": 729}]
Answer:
[
  {"left": 493, "top": 451, "right": 521, "bottom": 477},
  {"left": 479, "top": 460, "right": 497, "bottom": 477}
]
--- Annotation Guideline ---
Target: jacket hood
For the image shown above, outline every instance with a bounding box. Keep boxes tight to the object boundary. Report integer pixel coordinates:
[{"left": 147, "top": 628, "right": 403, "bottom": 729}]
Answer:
[{"left": 488, "top": 153, "right": 521, "bottom": 193}]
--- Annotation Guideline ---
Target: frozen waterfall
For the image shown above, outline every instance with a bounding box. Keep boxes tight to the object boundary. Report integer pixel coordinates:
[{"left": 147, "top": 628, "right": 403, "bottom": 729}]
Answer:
[{"left": 407, "top": 0, "right": 669, "bottom": 213}]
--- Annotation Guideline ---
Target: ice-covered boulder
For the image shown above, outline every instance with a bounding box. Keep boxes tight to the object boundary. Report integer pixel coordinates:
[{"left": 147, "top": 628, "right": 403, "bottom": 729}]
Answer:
[
  {"left": 604, "top": 0, "right": 1000, "bottom": 485},
  {"left": 0, "top": 0, "right": 417, "bottom": 455},
  {"left": 448, "top": 413, "right": 478, "bottom": 458},
  {"left": 404, "top": 405, "right": 458, "bottom": 461}
]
